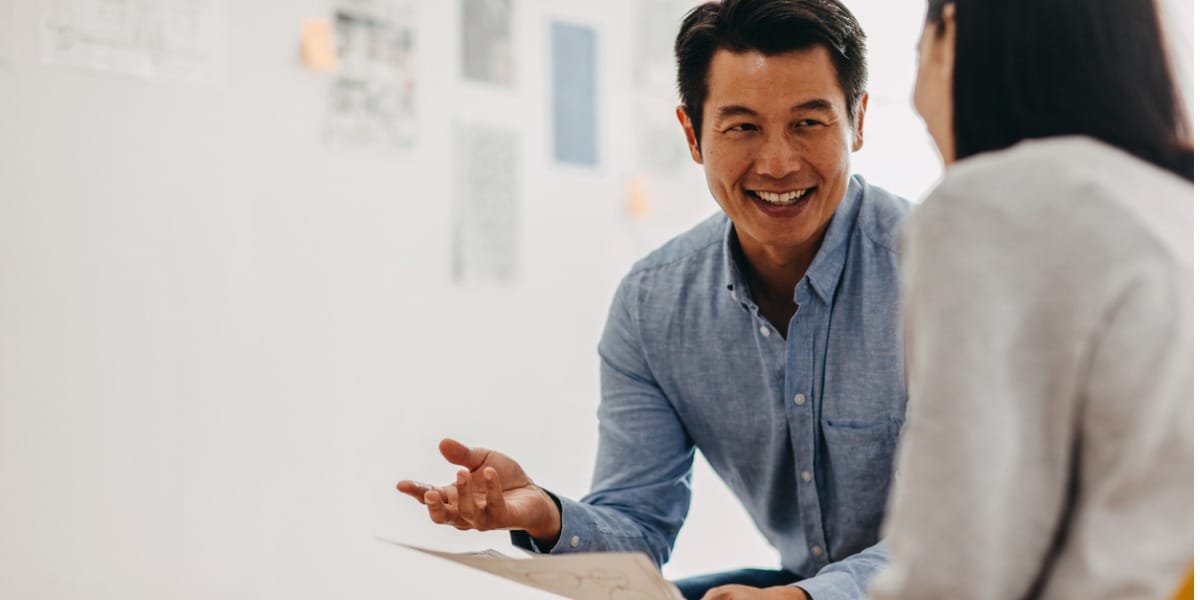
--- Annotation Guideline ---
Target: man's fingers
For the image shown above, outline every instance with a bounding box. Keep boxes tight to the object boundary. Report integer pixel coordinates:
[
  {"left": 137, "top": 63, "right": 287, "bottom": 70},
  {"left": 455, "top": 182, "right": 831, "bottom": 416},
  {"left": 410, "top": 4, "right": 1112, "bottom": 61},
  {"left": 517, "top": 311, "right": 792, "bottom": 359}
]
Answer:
[
  {"left": 455, "top": 470, "right": 480, "bottom": 522},
  {"left": 483, "top": 467, "right": 505, "bottom": 513},
  {"left": 396, "top": 480, "right": 433, "bottom": 504},
  {"left": 439, "top": 438, "right": 491, "bottom": 470},
  {"left": 424, "top": 490, "right": 451, "bottom": 524}
]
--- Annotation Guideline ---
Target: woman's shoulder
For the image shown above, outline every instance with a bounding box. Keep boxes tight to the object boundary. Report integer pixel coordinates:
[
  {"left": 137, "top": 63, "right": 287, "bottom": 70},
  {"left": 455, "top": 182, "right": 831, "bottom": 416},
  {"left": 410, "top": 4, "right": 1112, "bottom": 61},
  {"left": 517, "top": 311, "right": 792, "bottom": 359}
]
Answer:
[{"left": 925, "top": 136, "right": 1191, "bottom": 262}]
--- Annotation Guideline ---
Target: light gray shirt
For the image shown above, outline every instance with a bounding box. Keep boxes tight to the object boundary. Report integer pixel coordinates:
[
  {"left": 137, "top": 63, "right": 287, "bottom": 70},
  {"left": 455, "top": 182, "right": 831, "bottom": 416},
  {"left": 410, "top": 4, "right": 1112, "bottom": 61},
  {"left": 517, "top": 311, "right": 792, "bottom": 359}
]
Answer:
[{"left": 869, "top": 136, "right": 1194, "bottom": 600}]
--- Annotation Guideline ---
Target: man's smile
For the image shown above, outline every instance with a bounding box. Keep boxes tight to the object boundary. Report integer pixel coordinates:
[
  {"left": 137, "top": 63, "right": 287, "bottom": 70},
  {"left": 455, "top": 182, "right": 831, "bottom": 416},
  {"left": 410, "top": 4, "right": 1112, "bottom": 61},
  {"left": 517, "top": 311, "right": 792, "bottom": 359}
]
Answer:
[{"left": 745, "top": 187, "right": 815, "bottom": 206}]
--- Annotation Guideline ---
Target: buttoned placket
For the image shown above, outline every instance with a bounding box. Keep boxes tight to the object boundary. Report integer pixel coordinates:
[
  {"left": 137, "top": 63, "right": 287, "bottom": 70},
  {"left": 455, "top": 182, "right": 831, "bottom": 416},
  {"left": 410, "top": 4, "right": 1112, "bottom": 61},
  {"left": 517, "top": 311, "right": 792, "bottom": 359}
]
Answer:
[{"left": 784, "top": 277, "right": 830, "bottom": 567}]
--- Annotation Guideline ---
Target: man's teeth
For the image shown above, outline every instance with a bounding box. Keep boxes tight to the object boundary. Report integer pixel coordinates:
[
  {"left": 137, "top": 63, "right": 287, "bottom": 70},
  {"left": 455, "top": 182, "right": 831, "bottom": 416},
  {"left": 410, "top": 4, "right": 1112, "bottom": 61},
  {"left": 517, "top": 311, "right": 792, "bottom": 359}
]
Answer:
[{"left": 752, "top": 189, "right": 811, "bottom": 205}]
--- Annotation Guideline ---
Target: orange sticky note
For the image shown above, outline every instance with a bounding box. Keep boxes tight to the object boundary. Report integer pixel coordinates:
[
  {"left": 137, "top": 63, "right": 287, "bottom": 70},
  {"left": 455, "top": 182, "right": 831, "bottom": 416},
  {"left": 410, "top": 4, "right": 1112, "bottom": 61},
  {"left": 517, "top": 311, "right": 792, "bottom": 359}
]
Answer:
[
  {"left": 300, "top": 19, "right": 338, "bottom": 72},
  {"left": 626, "top": 178, "right": 652, "bottom": 220}
]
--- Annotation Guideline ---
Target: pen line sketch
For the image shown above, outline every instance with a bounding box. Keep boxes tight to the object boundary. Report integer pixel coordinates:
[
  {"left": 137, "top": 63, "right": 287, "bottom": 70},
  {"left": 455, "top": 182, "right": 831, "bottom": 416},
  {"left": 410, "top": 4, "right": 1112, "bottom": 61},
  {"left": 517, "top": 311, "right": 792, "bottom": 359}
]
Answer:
[
  {"left": 39, "top": 0, "right": 227, "bottom": 84},
  {"left": 378, "top": 538, "right": 683, "bottom": 600}
]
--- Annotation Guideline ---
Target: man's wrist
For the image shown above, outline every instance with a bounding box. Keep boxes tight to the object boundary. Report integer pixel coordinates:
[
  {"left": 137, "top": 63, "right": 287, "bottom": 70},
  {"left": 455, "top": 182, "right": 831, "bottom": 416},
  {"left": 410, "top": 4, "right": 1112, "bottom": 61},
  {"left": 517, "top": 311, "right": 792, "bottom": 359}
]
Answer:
[{"left": 524, "top": 487, "right": 563, "bottom": 546}]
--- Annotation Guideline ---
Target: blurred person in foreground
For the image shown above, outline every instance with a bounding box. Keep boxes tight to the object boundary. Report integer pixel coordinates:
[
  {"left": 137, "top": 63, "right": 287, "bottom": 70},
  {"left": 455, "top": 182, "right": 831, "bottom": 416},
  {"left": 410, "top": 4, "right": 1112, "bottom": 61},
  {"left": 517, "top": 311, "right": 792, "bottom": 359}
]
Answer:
[
  {"left": 398, "top": 1, "right": 914, "bottom": 598},
  {"left": 868, "top": 0, "right": 1193, "bottom": 598}
]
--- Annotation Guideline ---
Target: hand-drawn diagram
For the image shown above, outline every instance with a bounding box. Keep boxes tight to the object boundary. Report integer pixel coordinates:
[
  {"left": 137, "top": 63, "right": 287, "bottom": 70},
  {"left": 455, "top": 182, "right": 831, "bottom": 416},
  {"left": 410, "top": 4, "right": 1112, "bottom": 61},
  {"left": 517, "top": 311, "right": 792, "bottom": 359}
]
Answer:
[
  {"left": 322, "top": 0, "right": 417, "bottom": 148},
  {"left": 39, "top": 0, "right": 227, "bottom": 84},
  {"left": 380, "top": 538, "right": 684, "bottom": 600}
]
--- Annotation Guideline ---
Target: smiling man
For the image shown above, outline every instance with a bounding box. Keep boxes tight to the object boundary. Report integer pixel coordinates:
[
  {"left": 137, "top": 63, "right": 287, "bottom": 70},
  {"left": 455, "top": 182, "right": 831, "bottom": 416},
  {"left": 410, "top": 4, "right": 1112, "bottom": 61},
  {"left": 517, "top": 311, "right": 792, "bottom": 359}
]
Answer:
[{"left": 397, "top": 2, "right": 909, "bottom": 599}]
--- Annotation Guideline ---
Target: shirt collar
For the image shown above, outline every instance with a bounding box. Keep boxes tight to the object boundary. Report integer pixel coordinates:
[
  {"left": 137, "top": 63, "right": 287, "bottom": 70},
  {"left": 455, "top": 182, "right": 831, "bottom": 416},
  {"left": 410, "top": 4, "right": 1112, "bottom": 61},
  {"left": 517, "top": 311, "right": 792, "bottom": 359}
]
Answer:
[{"left": 722, "top": 175, "right": 864, "bottom": 307}]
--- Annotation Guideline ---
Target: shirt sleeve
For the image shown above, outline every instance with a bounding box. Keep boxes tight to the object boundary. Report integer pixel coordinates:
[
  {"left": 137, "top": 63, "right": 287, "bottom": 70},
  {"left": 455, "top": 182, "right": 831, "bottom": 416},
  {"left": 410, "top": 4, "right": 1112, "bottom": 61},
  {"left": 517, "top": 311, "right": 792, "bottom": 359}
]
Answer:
[
  {"left": 795, "top": 540, "right": 889, "bottom": 600},
  {"left": 511, "top": 271, "right": 695, "bottom": 567}
]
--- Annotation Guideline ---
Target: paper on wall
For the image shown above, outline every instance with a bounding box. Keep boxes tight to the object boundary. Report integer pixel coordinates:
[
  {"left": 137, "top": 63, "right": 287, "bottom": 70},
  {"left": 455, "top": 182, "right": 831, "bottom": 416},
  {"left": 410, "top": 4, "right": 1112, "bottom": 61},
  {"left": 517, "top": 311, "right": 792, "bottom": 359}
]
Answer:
[
  {"left": 39, "top": 0, "right": 227, "bottom": 84},
  {"left": 379, "top": 538, "right": 685, "bottom": 600},
  {"left": 451, "top": 123, "right": 518, "bottom": 284},
  {"left": 0, "top": 0, "right": 14, "bottom": 65},
  {"left": 461, "top": 0, "right": 511, "bottom": 85},
  {"left": 551, "top": 21, "right": 597, "bottom": 167},
  {"left": 322, "top": 0, "right": 417, "bottom": 148}
]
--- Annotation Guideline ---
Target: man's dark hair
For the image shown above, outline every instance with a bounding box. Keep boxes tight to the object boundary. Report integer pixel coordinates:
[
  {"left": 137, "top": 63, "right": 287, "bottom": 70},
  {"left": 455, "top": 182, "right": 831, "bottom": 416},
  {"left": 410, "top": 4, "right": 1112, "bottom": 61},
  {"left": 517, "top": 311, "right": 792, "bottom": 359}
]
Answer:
[
  {"left": 926, "top": 0, "right": 1194, "bottom": 181},
  {"left": 674, "top": 0, "right": 868, "bottom": 148}
]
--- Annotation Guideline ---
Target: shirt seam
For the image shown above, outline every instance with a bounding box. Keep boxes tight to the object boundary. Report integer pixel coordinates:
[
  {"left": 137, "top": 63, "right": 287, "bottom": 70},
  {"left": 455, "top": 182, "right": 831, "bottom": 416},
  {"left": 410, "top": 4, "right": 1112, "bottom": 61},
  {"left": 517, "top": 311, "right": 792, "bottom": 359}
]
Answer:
[{"left": 625, "top": 235, "right": 725, "bottom": 278}]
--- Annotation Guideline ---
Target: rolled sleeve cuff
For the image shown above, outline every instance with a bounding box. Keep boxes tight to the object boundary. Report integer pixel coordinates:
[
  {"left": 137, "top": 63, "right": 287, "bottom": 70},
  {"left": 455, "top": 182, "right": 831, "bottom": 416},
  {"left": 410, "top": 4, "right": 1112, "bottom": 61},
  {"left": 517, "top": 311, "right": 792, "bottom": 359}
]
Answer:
[
  {"left": 509, "top": 493, "right": 597, "bottom": 554},
  {"left": 795, "top": 572, "right": 863, "bottom": 600}
]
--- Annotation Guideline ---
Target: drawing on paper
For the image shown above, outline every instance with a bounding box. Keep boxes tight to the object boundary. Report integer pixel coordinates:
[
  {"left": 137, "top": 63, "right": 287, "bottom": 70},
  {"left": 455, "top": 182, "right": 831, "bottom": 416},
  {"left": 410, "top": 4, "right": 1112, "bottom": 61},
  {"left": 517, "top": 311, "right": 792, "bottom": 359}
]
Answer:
[
  {"left": 39, "top": 0, "right": 227, "bottom": 84},
  {"left": 379, "top": 538, "right": 684, "bottom": 600},
  {"left": 461, "top": 0, "right": 511, "bottom": 84},
  {"left": 451, "top": 124, "right": 519, "bottom": 284},
  {"left": 322, "top": 0, "right": 417, "bottom": 148}
]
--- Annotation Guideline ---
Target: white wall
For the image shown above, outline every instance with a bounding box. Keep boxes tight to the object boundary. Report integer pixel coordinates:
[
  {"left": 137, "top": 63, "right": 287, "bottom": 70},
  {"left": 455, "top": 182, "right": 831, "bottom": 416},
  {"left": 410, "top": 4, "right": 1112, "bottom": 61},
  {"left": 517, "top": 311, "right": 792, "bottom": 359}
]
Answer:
[{"left": 15, "top": 0, "right": 1191, "bottom": 598}]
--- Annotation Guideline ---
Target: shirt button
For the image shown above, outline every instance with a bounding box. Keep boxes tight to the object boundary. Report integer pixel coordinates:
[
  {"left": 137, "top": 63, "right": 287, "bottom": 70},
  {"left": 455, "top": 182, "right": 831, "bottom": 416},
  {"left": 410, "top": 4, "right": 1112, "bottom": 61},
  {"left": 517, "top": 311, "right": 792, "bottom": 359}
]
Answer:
[
  {"left": 759, "top": 325, "right": 770, "bottom": 337},
  {"left": 793, "top": 393, "right": 806, "bottom": 406},
  {"left": 811, "top": 545, "right": 823, "bottom": 557},
  {"left": 569, "top": 536, "right": 580, "bottom": 548},
  {"left": 801, "top": 470, "right": 813, "bottom": 482}
]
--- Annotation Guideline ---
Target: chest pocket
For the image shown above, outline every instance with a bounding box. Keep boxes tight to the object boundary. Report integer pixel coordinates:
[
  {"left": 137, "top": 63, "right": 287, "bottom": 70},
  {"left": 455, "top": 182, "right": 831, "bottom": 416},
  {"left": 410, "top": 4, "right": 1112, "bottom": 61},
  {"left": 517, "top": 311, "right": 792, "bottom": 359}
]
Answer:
[{"left": 820, "top": 418, "right": 901, "bottom": 536}]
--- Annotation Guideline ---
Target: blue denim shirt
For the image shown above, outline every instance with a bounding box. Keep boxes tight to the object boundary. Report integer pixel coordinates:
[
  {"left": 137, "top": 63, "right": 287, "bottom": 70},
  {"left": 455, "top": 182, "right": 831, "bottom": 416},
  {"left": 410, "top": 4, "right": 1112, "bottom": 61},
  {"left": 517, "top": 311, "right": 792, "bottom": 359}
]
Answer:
[{"left": 514, "top": 176, "right": 910, "bottom": 600}]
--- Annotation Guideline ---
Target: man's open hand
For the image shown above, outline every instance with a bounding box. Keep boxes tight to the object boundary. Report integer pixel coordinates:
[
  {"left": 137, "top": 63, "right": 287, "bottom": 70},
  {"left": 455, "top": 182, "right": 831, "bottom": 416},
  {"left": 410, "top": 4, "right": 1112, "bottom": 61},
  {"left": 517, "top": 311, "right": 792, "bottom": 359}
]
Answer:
[{"left": 396, "top": 438, "right": 562, "bottom": 543}]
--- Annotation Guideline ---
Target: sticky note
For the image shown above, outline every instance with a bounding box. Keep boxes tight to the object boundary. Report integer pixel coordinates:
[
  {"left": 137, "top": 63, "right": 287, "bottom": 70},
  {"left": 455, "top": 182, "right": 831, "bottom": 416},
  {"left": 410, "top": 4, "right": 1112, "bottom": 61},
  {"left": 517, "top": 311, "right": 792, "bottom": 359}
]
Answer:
[
  {"left": 301, "top": 19, "right": 338, "bottom": 72},
  {"left": 626, "top": 178, "right": 652, "bottom": 220}
]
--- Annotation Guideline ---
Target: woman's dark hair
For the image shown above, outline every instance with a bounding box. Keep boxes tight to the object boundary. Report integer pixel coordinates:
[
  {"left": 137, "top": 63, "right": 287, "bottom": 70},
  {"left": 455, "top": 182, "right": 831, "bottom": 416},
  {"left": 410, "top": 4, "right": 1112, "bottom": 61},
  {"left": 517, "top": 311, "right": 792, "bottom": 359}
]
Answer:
[
  {"left": 675, "top": 0, "right": 867, "bottom": 148},
  {"left": 926, "top": 0, "right": 1193, "bottom": 181}
]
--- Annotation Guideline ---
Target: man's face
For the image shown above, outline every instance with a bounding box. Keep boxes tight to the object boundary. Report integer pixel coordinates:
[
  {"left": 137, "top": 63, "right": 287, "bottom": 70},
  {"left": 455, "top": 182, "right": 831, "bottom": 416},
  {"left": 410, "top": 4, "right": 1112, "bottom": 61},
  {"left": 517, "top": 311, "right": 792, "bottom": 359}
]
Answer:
[{"left": 678, "top": 46, "right": 866, "bottom": 260}]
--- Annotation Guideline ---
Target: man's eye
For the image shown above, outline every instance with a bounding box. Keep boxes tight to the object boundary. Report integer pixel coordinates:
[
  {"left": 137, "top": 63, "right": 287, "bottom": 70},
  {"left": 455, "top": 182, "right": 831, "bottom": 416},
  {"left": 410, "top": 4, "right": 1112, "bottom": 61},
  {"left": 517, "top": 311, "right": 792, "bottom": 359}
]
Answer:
[
  {"left": 726, "top": 123, "right": 758, "bottom": 132},
  {"left": 795, "top": 119, "right": 823, "bottom": 128}
]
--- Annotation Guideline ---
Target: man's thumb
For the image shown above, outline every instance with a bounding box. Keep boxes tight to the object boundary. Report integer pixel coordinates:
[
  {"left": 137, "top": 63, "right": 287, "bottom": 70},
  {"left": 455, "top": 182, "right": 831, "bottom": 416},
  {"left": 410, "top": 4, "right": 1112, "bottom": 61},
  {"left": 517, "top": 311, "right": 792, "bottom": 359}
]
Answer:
[{"left": 439, "top": 438, "right": 490, "bottom": 469}]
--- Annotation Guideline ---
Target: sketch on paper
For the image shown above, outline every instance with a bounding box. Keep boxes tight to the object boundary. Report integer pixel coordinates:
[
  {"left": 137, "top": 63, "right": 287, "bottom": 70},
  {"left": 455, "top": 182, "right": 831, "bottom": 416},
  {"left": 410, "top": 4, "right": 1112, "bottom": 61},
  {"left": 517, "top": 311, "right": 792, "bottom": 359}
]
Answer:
[
  {"left": 461, "top": 0, "right": 511, "bottom": 85},
  {"left": 380, "top": 538, "right": 684, "bottom": 600},
  {"left": 451, "top": 124, "right": 519, "bottom": 284},
  {"left": 551, "top": 21, "right": 597, "bottom": 166},
  {"left": 322, "top": 0, "right": 417, "bottom": 148},
  {"left": 39, "top": 0, "right": 226, "bottom": 84}
]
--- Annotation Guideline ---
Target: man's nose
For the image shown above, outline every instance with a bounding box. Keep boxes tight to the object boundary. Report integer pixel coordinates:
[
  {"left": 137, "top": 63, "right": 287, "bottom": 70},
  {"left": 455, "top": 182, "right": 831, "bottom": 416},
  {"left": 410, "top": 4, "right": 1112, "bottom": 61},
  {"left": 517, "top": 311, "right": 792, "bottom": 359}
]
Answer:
[{"left": 754, "top": 134, "right": 802, "bottom": 179}]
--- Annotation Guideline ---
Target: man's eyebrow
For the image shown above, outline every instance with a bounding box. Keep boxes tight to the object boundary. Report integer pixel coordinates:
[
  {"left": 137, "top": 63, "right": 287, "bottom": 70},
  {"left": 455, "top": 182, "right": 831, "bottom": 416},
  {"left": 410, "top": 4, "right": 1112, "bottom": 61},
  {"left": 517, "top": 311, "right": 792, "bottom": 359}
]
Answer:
[
  {"left": 714, "top": 100, "right": 836, "bottom": 119},
  {"left": 714, "top": 105, "right": 758, "bottom": 119},
  {"left": 792, "top": 99, "right": 835, "bottom": 112}
]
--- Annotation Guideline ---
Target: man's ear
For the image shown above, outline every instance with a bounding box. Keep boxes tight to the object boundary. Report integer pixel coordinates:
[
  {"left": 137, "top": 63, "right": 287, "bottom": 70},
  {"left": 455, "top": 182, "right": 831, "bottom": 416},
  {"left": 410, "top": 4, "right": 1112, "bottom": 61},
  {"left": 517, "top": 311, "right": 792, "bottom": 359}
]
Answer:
[
  {"left": 676, "top": 106, "right": 704, "bottom": 164},
  {"left": 852, "top": 92, "right": 868, "bottom": 152}
]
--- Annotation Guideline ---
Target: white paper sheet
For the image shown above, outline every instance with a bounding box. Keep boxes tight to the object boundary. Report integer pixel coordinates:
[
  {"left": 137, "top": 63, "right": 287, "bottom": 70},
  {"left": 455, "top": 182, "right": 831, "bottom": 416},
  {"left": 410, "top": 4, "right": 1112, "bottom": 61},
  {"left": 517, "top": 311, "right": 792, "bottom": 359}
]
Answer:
[
  {"left": 0, "top": 0, "right": 14, "bottom": 65},
  {"left": 451, "top": 123, "right": 519, "bottom": 284},
  {"left": 322, "top": 0, "right": 418, "bottom": 149},
  {"left": 39, "top": 0, "right": 226, "bottom": 84},
  {"left": 380, "top": 538, "right": 684, "bottom": 600}
]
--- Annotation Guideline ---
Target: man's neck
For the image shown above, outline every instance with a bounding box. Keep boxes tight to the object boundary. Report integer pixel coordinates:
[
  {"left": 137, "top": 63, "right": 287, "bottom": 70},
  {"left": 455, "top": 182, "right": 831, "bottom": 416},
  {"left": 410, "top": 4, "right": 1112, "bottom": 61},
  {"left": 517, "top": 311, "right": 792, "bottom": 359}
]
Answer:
[{"left": 734, "top": 229, "right": 828, "bottom": 337}]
